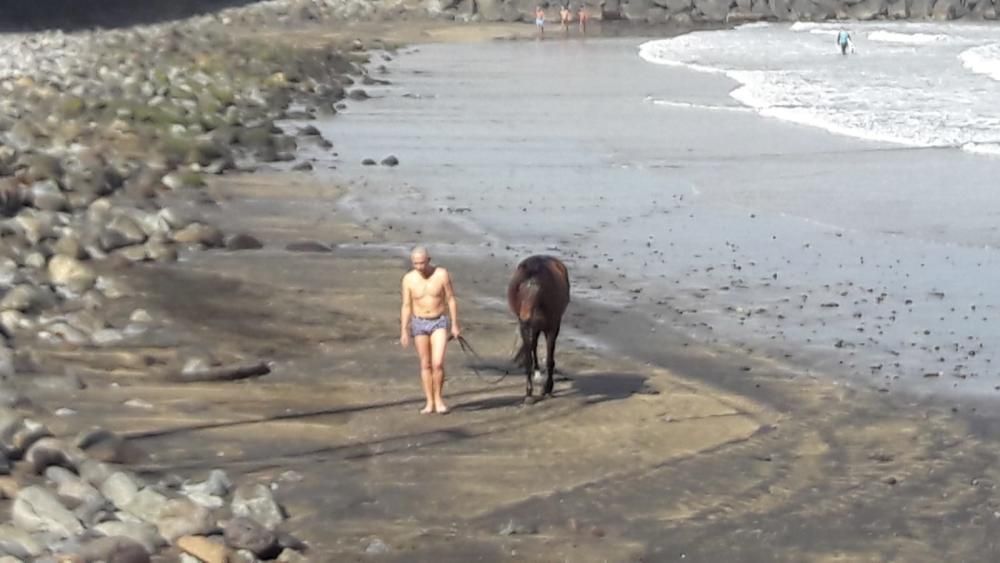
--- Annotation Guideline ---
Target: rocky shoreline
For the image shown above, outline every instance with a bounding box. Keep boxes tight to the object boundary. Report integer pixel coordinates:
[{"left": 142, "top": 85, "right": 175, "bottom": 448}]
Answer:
[{"left": 0, "top": 8, "right": 393, "bottom": 562}]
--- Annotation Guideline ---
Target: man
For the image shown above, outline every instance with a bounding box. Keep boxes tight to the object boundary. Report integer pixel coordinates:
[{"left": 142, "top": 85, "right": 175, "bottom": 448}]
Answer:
[
  {"left": 535, "top": 5, "right": 546, "bottom": 39},
  {"left": 837, "top": 29, "right": 853, "bottom": 55},
  {"left": 400, "top": 246, "right": 461, "bottom": 414},
  {"left": 578, "top": 3, "right": 589, "bottom": 34}
]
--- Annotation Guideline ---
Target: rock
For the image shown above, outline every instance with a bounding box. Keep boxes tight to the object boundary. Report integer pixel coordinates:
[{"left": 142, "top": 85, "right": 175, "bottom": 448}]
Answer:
[
  {"left": 365, "top": 537, "right": 390, "bottom": 554},
  {"left": 25, "top": 437, "right": 83, "bottom": 473},
  {"left": 93, "top": 521, "right": 164, "bottom": 554},
  {"left": 284, "top": 241, "right": 330, "bottom": 252},
  {"left": 380, "top": 155, "right": 399, "bottom": 166},
  {"left": 48, "top": 255, "right": 97, "bottom": 292},
  {"left": 9, "top": 418, "right": 52, "bottom": 456},
  {"left": 224, "top": 517, "right": 278, "bottom": 558},
  {"left": 361, "top": 158, "right": 376, "bottom": 166},
  {"left": 347, "top": 89, "right": 369, "bottom": 100},
  {"left": 182, "top": 469, "right": 232, "bottom": 498},
  {"left": 156, "top": 498, "right": 215, "bottom": 542},
  {"left": 277, "top": 548, "right": 308, "bottom": 562},
  {"left": 1, "top": 284, "right": 44, "bottom": 312},
  {"left": 53, "top": 233, "right": 87, "bottom": 259},
  {"left": 12, "top": 485, "right": 84, "bottom": 537},
  {"left": 145, "top": 240, "right": 178, "bottom": 262},
  {"left": 78, "top": 459, "right": 115, "bottom": 488},
  {"left": 177, "top": 535, "right": 230, "bottom": 563},
  {"left": 161, "top": 171, "right": 206, "bottom": 191},
  {"left": 46, "top": 466, "right": 103, "bottom": 505},
  {"left": 29, "top": 179, "right": 67, "bottom": 211},
  {"left": 123, "top": 487, "right": 169, "bottom": 523},
  {"left": 104, "top": 215, "right": 148, "bottom": 248},
  {"left": 290, "top": 161, "right": 313, "bottom": 172},
  {"left": 225, "top": 233, "right": 263, "bottom": 251},
  {"left": 0, "top": 524, "right": 44, "bottom": 559},
  {"left": 172, "top": 223, "right": 224, "bottom": 247},
  {"left": 232, "top": 483, "right": 284, "bottom": 530},
  {"left": 75, "top": 536, "right": 151, "bottom": 563},
  {"left": 43, "top": 322, "right": 91, "bottom": 345},
  {"left": 101, "top": 472, "right": 142, "bottom": 510}
]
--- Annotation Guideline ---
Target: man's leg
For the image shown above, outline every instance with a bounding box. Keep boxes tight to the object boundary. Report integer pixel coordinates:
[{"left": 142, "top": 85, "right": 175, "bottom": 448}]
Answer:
[
  {"left": 429, "top": 328, "right": 450, "bottom": 413},
  {"left": 415, "top": 334, "right": 434, "bottom": 414}
]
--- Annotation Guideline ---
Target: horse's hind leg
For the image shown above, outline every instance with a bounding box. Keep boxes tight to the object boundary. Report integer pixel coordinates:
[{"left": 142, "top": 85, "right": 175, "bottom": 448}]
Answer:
[
  {"left": 543, "top": 327, "right": 559, "bottom": 396},
  {"left": 520, "top": 323, "right": 535, "bottom": 401}
]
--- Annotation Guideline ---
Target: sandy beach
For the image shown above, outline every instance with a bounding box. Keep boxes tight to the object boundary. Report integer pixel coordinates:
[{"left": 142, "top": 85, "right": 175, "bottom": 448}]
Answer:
[{"left": 4, "top": 16, "right": 1000, "bottom": 563}]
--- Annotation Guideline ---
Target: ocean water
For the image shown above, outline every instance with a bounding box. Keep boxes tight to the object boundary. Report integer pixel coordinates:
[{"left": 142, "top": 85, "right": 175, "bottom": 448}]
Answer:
[
  {"left": 321, "top": 35, "right": 1000, "bottom": 405},
  {"left": 640, "top": 21, "right": 1000, "bottom": 156}
]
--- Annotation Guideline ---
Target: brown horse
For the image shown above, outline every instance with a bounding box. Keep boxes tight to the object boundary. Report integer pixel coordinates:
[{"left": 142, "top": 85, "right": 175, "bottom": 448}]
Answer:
[{"left": 507, "top": 255, "right": 570, "bottom": 402}]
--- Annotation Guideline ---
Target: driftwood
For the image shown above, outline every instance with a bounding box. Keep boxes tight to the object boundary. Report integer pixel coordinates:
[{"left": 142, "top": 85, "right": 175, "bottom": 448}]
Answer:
[{"left": 165, "top": 361, "right": 271, "bottom": 383}]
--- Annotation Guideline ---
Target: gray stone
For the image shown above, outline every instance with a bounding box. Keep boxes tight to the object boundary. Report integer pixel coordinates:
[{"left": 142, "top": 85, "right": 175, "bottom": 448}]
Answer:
[
  {"left": 277, "top": 548, "right": 309, "bottom": 562},
  {"left": 101, "top": 472, "right": 142, "bottom": 509},
  {"left": 1, "top": 284, "right": 43, "bottom": 312},
  {"left": 172, "top": 223, "right": 224, "bottom": 247},
  {"left": 75, "top": 536, "right": 151, "bottom": 563},
  {"left": 30, "top": 180, "right": 67, "bottom": 212},
  {"left": 93, "top": 521, "right": 165, "bottom": 553},
  {"left": 156, "top": 498, "right": 215, "bottom": 542},
  {"left": 78, "top": 458, "right": 115, "bottom": 488},
  {"left": 224, "top": 516, "right": 278, "bottom": 557},
  {"left": 225, "top": 233, "right": 264, "bottom": 251},
  {"left": 11, "top": 485, "right": 84, "bottom": 537},
  {"left": 182, "top": 469, "right": 232, "bottom": 498},
  {"left": 231, "top": 483, "right": 285, "bottom": 530},
  {"left": 123, "top": 487, "right": 170, "bottom": 523},
  {"left": 26, "top": 437, "right": 83, "bottom": 474},
  {"left": 46, "top": 466, "right": 103, "bottom": 505},
  {"left": 0, "top": 524, "right": 43, "bottom": 559}
]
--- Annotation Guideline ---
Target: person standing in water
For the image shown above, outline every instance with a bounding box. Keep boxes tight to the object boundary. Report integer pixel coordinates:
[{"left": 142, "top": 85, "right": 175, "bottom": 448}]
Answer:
[
  {"left": 535, "top": 5, "right": 546, "bottom": 38},
  {"left": 578, "top": 3, "right": 590, "bottom": 34},
  {"left": 837, "top": 29, "right": 853, "bottom": 55},
  {"left": 560, "top": 4, "right": 572, "bottom": 34},
  {"left": 400, "top": 246, "right": 461, "bottom": 415}
]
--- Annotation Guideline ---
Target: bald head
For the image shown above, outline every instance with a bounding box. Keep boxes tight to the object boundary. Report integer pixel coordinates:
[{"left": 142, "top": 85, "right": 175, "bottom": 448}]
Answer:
[{"left": 410, "top": 246, "right": 432, "bottom": 276}]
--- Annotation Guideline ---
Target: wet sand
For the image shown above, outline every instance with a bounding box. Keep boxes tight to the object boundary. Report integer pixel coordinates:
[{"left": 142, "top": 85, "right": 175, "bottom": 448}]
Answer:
[
  {"left": 15, "top": 27, "right": 1000, "bottom": 562},
  {"left": 15, "top": 168, "right": 1000, "bottom": 562}
]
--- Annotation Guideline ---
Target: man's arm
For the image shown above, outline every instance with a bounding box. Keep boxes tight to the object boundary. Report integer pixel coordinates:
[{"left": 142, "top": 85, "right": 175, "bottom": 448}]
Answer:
[
  {"left": 400, "top": 275, "right": 412, "bottom": 346},
  {"left": 443, "top": 269, "right": 460, "bottom": 338}
]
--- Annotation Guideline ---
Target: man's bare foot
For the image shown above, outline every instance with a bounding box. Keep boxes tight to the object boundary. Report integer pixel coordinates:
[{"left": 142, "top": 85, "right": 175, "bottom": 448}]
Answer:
[
  {"left": 420, "top": 404, "right": 434, "bottom": 414},
  {"left": 434, "top": 402, "right": 450, "bottom": 414}
]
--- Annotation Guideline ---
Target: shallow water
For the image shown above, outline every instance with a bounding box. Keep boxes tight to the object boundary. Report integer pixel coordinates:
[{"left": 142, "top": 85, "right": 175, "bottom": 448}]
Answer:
[{"left": 314, "top": 36, "right": 1000, "bottom": 404}]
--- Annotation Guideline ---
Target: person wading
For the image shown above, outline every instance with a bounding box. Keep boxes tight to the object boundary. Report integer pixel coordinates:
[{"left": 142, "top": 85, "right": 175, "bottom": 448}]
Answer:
[{"left": 400, "top": 246, "right": 461, "bottom": 414}]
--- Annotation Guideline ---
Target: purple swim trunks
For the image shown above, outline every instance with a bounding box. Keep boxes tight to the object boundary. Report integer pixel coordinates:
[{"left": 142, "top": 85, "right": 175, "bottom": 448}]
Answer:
[{"left": 411, "top": 315, "right": 450, "bottom": 337}]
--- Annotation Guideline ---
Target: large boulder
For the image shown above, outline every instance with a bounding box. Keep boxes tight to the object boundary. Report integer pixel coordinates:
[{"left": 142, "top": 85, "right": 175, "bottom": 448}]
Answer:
[
  {"left": 909, "top": 0, "right": 934, "bottom": 17},
  {"left": 693, "top": 0, "right": 731, "bottom": 18},
  {"left": 11, "top": 485, "right": 84, "bottom": 538},
  {"left": 932, "top": 0, "right": 967, "bottom": 17}
]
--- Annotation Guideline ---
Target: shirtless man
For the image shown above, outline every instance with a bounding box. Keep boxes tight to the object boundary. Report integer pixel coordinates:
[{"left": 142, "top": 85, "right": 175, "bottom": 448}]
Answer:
[{"left": 400, "top": 246, "right": 461, "bottom": 414}]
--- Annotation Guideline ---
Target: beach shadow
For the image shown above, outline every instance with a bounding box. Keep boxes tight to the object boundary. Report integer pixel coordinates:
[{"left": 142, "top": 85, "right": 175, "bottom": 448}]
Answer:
[
  {"left": 0, "top": 0, "right": 265, "bottom": 31},
  {"left": 454, "top": 371, "right": 649, "bottom": 412}
]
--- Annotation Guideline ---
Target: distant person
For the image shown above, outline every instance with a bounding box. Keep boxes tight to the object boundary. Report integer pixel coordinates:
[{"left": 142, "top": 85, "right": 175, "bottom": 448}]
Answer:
[
  {"left": 837, "top": 29, "right": 853, "bottom": 55},
  {"left": 535, "top": 5, "right": 546, "bottom": 38},
  {"left": 560, "top": 4, "right": 572, "bottom": 33},
  {"left": 578, "top": 4, "right": 590, "bottom": 33}
]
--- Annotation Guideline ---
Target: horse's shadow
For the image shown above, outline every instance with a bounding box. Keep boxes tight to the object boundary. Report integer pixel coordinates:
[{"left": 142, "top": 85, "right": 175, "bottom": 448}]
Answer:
[{"left": 456, "top": 371, "right": 650, "bottom": 412}]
